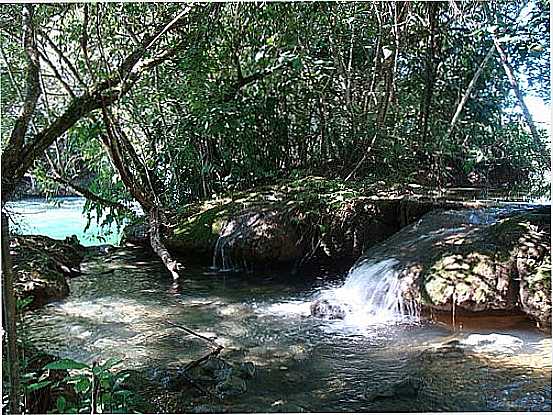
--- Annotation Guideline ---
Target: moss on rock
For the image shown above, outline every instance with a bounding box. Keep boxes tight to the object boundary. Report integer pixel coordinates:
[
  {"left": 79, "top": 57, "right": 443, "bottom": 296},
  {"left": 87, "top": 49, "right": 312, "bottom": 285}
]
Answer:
[
  {"left": 418, "top": 210, "right": 551, "bottom": 325},
  {"left": 10, "top": 235, "right": 85, "bottom": 309}
]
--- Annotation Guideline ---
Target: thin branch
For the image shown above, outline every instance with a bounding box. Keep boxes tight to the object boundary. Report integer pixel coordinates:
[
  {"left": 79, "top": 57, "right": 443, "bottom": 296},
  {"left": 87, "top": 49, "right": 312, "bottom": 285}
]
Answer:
[
  {"left": 36, "top": 48, "right": 76, "bottom": 99},
  {"left": 166, "top": 320, "right": 221, "bottom": 347},
  {"left": 38, "top": 29, "right": 87, "bottom": 89},
  {"left": 445, "top": 44, "right": 495, "bottom": 141},
  {"left": 48, "top": 173, "right": 129, "bottom": 212}
]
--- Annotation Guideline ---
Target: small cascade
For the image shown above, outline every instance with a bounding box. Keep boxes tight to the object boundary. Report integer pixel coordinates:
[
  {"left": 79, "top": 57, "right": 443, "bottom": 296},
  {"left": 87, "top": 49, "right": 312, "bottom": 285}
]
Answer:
[
  {"left": 212, "top": 236, "right": 233, "bottom": 271},
  {"left": 317, "top": 259, "right": 418, "bottom": 325},
  {"left": 311, "top": 206, "right": 531, "bottom": 326}
]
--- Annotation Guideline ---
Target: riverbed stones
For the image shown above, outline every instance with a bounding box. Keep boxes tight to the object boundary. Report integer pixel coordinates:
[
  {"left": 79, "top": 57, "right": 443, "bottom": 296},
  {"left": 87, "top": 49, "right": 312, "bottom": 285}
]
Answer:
[
  {"left": 237, "top": 362, "right": 256, "bottom": 379},
  {"left": 310, "top": 299, "right": 348, "bottom": 319},
  {"left": 215, "top": 374, "right": 247, "bottom": 398},
  {"left": 365, "top": 377, "right": 423, "bottom": 402}
]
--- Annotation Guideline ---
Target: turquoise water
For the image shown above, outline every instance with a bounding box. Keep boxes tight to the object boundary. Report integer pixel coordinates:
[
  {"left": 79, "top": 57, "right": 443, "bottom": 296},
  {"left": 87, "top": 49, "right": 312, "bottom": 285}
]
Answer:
[{"left": 7, "top": 197, "right": 123, "bottom": 246}]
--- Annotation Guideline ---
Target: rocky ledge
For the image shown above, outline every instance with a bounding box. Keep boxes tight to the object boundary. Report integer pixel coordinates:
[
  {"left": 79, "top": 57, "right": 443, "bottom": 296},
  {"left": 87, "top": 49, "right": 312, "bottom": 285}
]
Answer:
[
  {"left": 416, "top": 209, "right": 551, "bottom": 327},
  {"left": 122, "top": 177, "right": 487, "bottom": 270},
  {"left": 10, "top": 234, "right": 85, "bottom": 309},
  {"left": 313, "top": 207, "right": 551, "bottom": 328}
]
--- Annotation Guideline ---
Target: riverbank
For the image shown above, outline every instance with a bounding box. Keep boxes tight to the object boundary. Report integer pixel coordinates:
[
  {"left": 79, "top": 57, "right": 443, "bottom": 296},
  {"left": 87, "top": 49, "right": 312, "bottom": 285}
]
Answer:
[
  {"left": 122, "top": 177, "right": 551, "bottom": 327},
  {"left": 123, "top": 177, "right": 514, "bottom": 268}
]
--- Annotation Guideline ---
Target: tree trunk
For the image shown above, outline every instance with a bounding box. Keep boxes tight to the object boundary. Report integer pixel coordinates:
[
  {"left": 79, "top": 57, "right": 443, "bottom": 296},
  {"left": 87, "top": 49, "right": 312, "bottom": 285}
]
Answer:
[
  {"left": 445, "top": 44, "right": 495, "bottom": 141},
  {"left": 493, "top": 36, "right": 546, "bottom": 160},
  {"left": 149, "top": 209, "right": 180, "bottom": 279},
  {"left": 1, "top": 7, "right": 199, "bottom": 202},
  {"left": 419, "top": 2, "right": 438, "bottom": 143},
  {"left": 100, "top": 112, "right": 183, "bottom": 280},
  {"left": 2, "top": 212, "right": 21, "bottom": 414}
]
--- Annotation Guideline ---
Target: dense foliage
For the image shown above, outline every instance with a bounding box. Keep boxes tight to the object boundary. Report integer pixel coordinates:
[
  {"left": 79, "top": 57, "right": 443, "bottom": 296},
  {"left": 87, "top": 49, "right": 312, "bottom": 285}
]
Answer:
[
  {"left": 1, "top": 2, "right": 549, "bottom": 214},
  {"left": 0, "top": 3, "right": 550, "bottom": 412}
]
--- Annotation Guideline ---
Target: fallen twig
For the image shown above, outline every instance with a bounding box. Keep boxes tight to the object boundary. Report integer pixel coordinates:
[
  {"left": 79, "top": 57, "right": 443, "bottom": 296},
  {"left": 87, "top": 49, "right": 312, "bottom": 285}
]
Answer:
[
  {"left": 182, "top": 346, "right": 223, "bottom": 373},
  {"left": 166, "top": 320, "right": 220, "bottom": 347}
]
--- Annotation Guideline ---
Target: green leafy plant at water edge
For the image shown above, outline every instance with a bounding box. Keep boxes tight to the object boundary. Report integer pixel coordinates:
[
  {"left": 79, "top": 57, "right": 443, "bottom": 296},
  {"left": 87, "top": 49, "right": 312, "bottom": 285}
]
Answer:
[{"left": 24, "top": 357, "right": 140, "bottom": 414}]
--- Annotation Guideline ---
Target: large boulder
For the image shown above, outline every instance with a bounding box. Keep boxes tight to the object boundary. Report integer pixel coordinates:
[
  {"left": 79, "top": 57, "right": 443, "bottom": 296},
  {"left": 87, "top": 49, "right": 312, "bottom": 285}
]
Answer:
[
  {"left": 213, "top": 210, "right": 303, "bottom": 269},
  {"left": 121, "top": 177, "right": 479, "bottom": 270},
  {"left": 391, "top": 209, "right": 551, "bottom": 325},
  {"left": 10, "top": 235, "right": 85, "bottom": 309},
  {"left": 423, "top": 212, "right": 549, "bottom": 317}
]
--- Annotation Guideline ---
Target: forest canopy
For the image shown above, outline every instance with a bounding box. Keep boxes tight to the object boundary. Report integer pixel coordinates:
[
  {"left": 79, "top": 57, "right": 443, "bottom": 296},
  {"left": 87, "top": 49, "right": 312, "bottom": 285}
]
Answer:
[{"left": 1, "top": 1, "right": 550, "bottom": 214}]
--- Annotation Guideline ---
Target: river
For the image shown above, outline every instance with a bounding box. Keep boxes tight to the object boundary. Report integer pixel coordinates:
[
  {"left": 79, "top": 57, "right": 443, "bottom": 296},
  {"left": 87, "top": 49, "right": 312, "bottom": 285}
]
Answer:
[{"left": 14, "top": 198, "right": 552, "bottom": 412}]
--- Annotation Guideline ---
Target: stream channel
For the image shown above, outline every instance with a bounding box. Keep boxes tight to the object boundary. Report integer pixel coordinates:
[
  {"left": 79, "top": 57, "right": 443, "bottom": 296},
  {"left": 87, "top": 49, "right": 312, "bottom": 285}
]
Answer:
[{"left": 12, "top": 197, "right": 553, "bottom": 412}]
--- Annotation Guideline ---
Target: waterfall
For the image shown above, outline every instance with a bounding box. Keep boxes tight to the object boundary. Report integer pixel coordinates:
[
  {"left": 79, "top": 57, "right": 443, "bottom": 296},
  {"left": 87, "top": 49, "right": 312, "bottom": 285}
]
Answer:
[
  {"left": 317, "top": 259, "right": 419, "bottom": 325},
  {"left": 212, "top": 236, "right": 238, "bottom": 271}
]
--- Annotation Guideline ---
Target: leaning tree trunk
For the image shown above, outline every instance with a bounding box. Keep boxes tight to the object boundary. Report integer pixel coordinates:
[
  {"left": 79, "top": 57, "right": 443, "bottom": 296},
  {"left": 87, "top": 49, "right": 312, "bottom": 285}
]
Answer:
[
  {"left": 2, "top": 212, "right": 22, "bottom": 414},
  {"left": 493, "top": 36, "right": 546, "bottom": 162},
  {"left": 100, "top": 110, "right": 183, "bottom": 280},
  {"left": 445, "top": 44, "right": 496, "bottom": 141},
  {"left": 149, "top": 209, "right": 180, "bottom": 279}
]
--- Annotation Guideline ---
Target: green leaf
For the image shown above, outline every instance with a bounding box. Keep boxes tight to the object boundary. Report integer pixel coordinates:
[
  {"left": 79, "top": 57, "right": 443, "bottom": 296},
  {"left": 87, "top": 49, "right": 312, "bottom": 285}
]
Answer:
[
  {"left": 44, "top": 359, "right": 90, "bottom": 371},
  {"left": 56, "top": 396, "right": 67, "bottom": 413},
  {"left": 74, "top": 378, "right": 91, "bottom": 393},
  {"left": 16, "top": 296, "right": 34, "bottom": 311},
  {"left": 26, "top": 380, "right": 52, "bottom": 392}
]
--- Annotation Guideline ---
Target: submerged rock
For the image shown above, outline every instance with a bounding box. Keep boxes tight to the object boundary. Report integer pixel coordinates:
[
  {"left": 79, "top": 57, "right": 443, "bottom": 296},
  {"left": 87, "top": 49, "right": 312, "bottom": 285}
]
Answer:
[
  {"left": 191, "top": 404, "right": 226, "bottom": 414},
  {"left": 186, "top": 357, "right": 255, "bottom": 399},
  {"left": 215, "top": 375, "right": 247, "bottom": 399},
  {"left": 237, "top": 362, "right": 256, "bottom": 379},
  {"left": 10, "top": 234, "right": 85, "bottom": 309},
  {"left": 310, "top": 299, "right": 348, "bottom": 320},
  {"left": 365, "top": 377, "right": 423, "bottom": 402}
]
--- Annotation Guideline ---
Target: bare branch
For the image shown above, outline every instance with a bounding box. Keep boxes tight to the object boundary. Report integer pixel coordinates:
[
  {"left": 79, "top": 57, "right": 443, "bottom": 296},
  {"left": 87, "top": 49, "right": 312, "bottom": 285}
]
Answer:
[{"left": 38, "top": 29, "right": 87, "bottom": 89}]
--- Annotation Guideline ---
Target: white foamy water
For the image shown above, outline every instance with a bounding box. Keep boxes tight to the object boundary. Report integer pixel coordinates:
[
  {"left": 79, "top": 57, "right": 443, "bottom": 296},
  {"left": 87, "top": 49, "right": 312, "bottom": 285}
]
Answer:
[
  {"left": 318, "top": 259, "right": 419, "bottom": 326},
  {"left": 259, "top": 259, "right": 419, "bottom": 329}
]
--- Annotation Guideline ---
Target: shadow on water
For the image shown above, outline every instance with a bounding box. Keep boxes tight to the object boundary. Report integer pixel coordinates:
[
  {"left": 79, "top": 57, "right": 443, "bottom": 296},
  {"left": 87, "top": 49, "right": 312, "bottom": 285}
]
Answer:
[{"left": 22, "top": 245, "right": 552, "bottom": 413}]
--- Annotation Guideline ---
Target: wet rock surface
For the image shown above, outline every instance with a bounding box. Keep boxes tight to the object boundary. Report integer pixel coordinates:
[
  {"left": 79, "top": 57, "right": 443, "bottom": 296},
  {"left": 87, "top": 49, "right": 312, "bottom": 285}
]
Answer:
[
  {"left": 214, "top": 210, "right": 304, "bottom": 268},
  {"left": 10, "top": 234, "right": 85, "bottom": 309},
  {"left": 348, "top": 206, "right": 551, "bottom": 326},
  {"left": 310, "top": 299, "right": 349, "bottom": 320},
  {"left": 365, "top": 377, "right": 423, "bottom": 402}
]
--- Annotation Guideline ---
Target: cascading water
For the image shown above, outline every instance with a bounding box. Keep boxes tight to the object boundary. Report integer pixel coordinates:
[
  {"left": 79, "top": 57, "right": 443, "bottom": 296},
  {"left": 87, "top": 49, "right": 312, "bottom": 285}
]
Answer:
[
  {"left": 212, "top": 236, "right": 232, "bottom": 271},
  {"left": 315, "top": 259, "right": 418, "bottom": 325},
  {"left": 307, "top": 206, "right": 534, "bottom": 326}
]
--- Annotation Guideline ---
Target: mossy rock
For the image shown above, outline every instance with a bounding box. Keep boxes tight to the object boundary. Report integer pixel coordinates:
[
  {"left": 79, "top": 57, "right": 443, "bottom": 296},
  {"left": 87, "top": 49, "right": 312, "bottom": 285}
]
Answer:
[
  {"left": 168, "top": 201, "right": 235, "bottom": 256},
  {"left": 120, "top": 177, "right": 507, "bottom": 270},
  {"left": 10, "top": 235, "right": 85, "bottom": 309},
  {"left": 419, "top": 210, "right": 550, "bottom": 323}
]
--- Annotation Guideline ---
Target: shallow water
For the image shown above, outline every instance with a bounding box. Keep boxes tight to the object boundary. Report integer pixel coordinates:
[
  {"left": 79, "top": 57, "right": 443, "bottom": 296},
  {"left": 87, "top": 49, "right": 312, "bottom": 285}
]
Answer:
[
  {"left": 13, "top": 199, "right": 552, "bottom": 412},
  {"left": 23, "top": 247, "right": 551, "bottom": 412}
]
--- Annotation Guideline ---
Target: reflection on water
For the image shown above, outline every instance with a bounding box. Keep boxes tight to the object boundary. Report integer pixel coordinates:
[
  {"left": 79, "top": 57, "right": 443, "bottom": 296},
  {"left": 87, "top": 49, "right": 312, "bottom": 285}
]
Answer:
[
  {"left": 23, "top": 246, "right": 552, "bottom": 412},
  {"left": 6, "top": 197, "right": 123, "bottom": 246}
]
